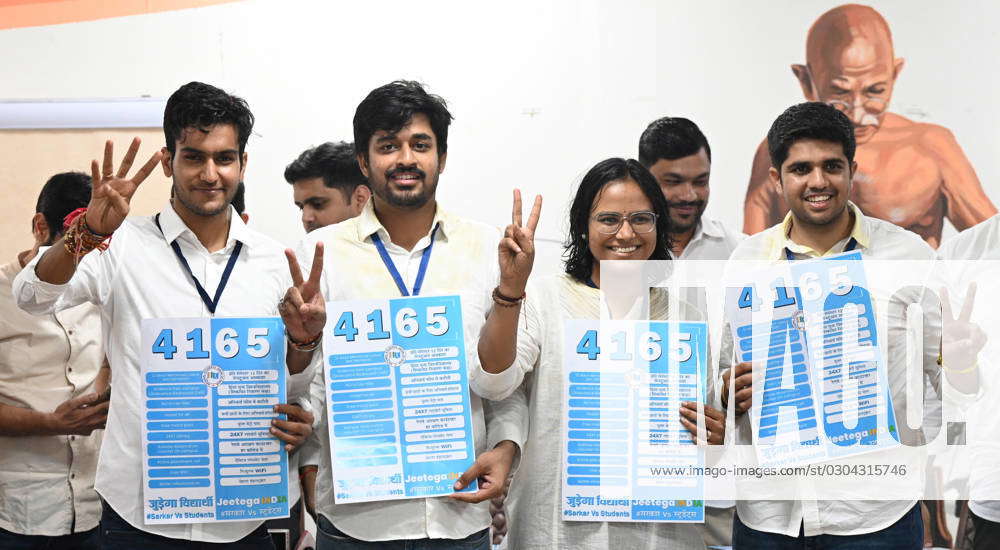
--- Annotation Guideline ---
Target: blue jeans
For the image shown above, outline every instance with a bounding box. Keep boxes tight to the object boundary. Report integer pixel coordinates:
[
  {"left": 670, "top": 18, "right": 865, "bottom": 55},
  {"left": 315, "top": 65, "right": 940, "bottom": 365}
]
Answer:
[
  {"left": 732, "top": 504, "right": 923, "bottom": 549},
  {"left": 100, "top": 501, "right": 274, "bottom": 549},
  {"left": 316, "top": 515, "right": 489, "bottom": 550},
  {"left": 0, "top": 526, "right": 99, "bottom": 550}
]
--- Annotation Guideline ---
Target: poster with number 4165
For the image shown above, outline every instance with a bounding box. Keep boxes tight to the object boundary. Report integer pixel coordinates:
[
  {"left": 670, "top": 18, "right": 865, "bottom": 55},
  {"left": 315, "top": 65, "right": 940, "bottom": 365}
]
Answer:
[
  {"left": 323, "top": 294, "right": 478, "bottom": 504},
  {"left": 140, "top": 317, "right": 290, "bottom": 524}
]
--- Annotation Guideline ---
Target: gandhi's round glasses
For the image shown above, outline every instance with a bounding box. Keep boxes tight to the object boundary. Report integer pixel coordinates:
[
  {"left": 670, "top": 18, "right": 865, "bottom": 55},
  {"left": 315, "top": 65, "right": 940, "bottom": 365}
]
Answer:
[{"left": 590, "top": 211, "right": 657, "bottom": 234}]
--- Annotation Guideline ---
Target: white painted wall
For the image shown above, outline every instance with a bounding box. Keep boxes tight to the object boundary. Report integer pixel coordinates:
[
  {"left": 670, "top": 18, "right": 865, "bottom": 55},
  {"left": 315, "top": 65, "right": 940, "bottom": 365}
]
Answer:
[{"left": 3, "top": 0, "right": 997, "bottom": 275}]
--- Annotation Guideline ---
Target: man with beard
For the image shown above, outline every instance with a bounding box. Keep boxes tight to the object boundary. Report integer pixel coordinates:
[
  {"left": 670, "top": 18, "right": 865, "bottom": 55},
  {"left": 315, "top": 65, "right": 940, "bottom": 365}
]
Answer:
[
  {"left": 639, "top": 117, "right": 744, "bottom": 260},
  {"left": 15, "top": 81, "right": 321, "bottom": 549},
  {"left": 742, "top": 3, "right": 995, "bottom": 248},
  {"left": 296, "top": 80, "right": 526, "bottom": 550}
]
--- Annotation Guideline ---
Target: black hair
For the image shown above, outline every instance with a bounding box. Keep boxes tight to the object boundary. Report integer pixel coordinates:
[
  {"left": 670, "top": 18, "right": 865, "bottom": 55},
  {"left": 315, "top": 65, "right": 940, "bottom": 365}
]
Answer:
[
  {"left": 231, "top": 181, "right": 246, "bottom": 215},
  {"left": 163, "top": 81, "right": 254, "bottom": 159},
  {"left": 638, "top": 117, "right": 712, "bottom": 167},
  {"left": 284, "top": 141, "right": 369, "bottom": 201},
  {"left": 35, "top": 171, "right": 91, "bottom": 243},
  {"left": 564, "top": 158, "right": 673, "bottom": 283},
  {"left": 353, "top": 80, "right": 453, "bottom": 161},
  {"left": 767, "top": 102, "right": 855, "bottom": 169}
]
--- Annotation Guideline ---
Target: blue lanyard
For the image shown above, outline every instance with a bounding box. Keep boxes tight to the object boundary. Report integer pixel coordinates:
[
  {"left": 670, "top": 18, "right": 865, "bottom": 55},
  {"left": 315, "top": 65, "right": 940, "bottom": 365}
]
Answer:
[
  {"left": 155, "top": 214, "right": 242, "bottom": 314},
  {"left": 584, "top": 277, "right": 599, "bottom": 289},
  {"left": 371, "top": 224, "right": 439, "bottom": 297},
  {"left": 784, "top": 237, "right": 857, "bottom": 261}
]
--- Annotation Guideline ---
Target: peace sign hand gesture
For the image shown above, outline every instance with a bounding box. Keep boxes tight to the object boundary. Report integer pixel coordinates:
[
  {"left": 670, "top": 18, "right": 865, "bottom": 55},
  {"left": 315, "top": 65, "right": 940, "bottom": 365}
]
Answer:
[
  {"left": 86, "top": 138, "right": 162, "bottom": 235},
  {"left": 280, "top": 242, "right": 326, "bottom": 344},
  {"left": 940, "top": 283, "right": 986, "bottom": 383},
  {"left": 498, "top": 189, "right": 542, "bottom": 297}
]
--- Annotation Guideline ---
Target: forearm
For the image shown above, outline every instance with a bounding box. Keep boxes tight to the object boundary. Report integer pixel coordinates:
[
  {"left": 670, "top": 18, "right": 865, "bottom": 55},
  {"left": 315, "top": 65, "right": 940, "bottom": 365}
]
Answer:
[
  {"left": 35, "top": 237, "right": 81, "bottom": 285},
  {"left": 478, "top": 303, "right": 521, "bottom": 374},
  {"left": 0, "top": 403, "right": 54, "bottom": 436},
  {"left": 286, "top": 346, "right": 315, "bottom": 375}
]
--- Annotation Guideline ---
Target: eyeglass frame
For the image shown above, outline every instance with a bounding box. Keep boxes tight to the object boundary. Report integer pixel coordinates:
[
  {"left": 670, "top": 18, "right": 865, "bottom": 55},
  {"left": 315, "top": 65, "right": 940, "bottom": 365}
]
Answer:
[{"left": 588, "top": 210, "right": 658, "bottom": 234}]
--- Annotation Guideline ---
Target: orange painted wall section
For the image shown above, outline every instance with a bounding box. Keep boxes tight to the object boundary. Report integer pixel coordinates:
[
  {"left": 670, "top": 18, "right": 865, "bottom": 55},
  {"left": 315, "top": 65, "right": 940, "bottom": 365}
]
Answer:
[{"left": 0, "top": 0, "right": 240, "bottom": 30}]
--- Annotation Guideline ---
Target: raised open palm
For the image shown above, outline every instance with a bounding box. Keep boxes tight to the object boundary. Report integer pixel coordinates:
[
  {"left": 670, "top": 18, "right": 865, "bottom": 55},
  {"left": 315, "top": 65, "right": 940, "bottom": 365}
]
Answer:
[{"left": 86, "top": 138, "right": 162, "bottom": 235}]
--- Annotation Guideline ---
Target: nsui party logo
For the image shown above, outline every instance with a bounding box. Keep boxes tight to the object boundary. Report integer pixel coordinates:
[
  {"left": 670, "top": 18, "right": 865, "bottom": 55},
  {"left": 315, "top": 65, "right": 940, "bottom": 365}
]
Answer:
[{"left": 384, "top": 345, "right": 405, "bottom": 367}]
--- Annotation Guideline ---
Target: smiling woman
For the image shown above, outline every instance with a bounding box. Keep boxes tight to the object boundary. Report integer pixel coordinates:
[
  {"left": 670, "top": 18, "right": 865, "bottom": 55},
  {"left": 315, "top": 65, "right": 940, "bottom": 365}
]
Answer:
[{"left": 564, "top": 157, "right": 672, "bottom": 288}]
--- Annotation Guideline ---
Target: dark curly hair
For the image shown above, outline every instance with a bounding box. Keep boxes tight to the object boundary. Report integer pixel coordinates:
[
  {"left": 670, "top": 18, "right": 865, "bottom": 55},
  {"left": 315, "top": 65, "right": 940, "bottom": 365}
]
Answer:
[
  {"left": 353, "top": 80, "right": 453, "bottom": 161},
  {"left": 767, "top": 102, "right": 855, "bottom": 170},
  {"left": 163, "top": 81, "right": 254, "bottom": 160},
  {"left": 564, "top": 158, "right": 673, "bottom": 283}
]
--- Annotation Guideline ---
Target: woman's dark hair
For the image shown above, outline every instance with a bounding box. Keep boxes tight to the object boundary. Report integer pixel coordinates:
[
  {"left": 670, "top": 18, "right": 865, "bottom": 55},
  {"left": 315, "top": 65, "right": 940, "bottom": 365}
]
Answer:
[
  {"left": 564, "top": 158, "right": 672, "bottom": 283},
  {"left": 35, "top": 171, "right": 91, "bottom": 244}
]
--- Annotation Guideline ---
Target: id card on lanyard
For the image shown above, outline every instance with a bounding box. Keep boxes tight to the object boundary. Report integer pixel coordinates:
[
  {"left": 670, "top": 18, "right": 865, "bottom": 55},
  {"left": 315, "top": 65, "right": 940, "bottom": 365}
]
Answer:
[
  {"left": 320, "top": 225, "right": 479, "bottom": 503},
  {"left": 138, "top": 216, "right": 291, "bottom": 523}
]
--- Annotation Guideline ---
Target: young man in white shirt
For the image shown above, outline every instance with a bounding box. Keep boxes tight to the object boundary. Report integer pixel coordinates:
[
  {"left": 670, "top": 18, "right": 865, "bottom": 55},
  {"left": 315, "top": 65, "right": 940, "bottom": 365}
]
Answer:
[
  {"left": 0, "top": 172, "right": 109, "bottom": 550},
  {"left": 15, "top": 81, "right": 323, "bottom": 549},
  {"left": 720, "top": 102, "right": 966, "bottom": 548},
  {"left": 638, "top": 117, "right": 745, "bottom": 261},
  {"left": 298, "top": 80, "right": 526, "bottom": 550},
  {"left": 285, "top": 141, "right": 371, "bottom": 233}
]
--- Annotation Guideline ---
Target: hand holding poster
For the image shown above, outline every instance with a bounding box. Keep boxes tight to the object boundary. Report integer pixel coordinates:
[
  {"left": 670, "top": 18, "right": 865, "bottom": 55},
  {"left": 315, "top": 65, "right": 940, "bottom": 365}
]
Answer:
[
  {"left": 323, "top": 294, "right": 477, "bottom": 503},
  {"left": 140, "top": 317, "right": 290, "bottom": 524},
  {"left": 726, "top": 251, "right": 900, "bottom": 467},
  {"left": 562, "top": 319, "right": 707, "bottom": 523}
]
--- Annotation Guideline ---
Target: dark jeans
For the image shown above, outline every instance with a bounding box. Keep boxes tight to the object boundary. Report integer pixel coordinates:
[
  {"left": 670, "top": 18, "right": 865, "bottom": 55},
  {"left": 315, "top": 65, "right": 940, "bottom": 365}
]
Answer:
[
  {"left": 100, "top": 501, "right": 274, "bottom": 549},
  {"left": 0, "top": 526, "right": 99, "bottom": 550},
  {"left": 732, "top": 504, "right": 923, "bottom": 549},
  {"left": 316, "top": 515, "right": 489, "bottom": 550},
  {"left": 971, "top": 510, "right": 1000, "bottom": 550}
]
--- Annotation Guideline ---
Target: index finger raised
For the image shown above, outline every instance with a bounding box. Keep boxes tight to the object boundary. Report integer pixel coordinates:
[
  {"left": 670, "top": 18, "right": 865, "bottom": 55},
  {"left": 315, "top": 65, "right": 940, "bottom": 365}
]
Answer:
[
  {"left": 130, "top": 150, "right": 163, "bottom": 187},
  {"left": 512, "top": 189, "right": 523, "bottom": 226},
  {"left": 285, "top": 249, "right": 305, "bottom": 286},
  {"left": 940, "top": 287, "right": 954, "bottom": 322}
]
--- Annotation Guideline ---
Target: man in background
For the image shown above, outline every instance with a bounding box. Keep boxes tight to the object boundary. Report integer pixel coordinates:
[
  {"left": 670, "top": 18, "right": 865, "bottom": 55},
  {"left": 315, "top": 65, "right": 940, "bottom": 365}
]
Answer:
[
  {"left": 742, "top": 3, "right": 995, "bottom": 248},
  {"left": 639, "top": 116, "right": 744, "bottom": 260},
  {"left": 285, "top": 141, "right": 371, "bottom": 233},
  {"left": 0, "top": 171, "right": 109, "bottom": 549},
  {"left": 638, "top": 116, "right": 742, "bottom": 548}
]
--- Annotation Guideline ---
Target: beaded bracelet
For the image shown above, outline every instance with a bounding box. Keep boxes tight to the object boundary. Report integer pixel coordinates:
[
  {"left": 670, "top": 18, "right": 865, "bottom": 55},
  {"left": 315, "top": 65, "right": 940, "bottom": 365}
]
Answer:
[
  {"left": 286, "top": 330, "right": 322, "bottom": 352},
  {"left": 62, "top": 210, "right": 111, "bottom": 263},
  {"left": 492, "top": 286, "right": 525, "bottom": 307}
]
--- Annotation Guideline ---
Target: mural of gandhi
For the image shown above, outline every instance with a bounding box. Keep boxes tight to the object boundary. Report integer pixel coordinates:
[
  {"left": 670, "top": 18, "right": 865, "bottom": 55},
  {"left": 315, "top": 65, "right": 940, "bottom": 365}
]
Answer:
[{"left": 742, "top": 3, "right": 996, "bottom": 248}]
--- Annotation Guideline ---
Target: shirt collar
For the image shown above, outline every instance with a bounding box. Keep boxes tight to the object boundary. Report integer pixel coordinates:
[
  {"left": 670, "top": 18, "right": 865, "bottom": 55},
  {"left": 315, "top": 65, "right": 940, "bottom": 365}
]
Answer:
[
  {"left": 157, "top": 202, "right": 252, "bottom": 250},
  {"left": 772, "top": 201, "right": 870, "bottom": 260},
  {"left": 355, "top": 199, "right": 452, "bottom": 245}
]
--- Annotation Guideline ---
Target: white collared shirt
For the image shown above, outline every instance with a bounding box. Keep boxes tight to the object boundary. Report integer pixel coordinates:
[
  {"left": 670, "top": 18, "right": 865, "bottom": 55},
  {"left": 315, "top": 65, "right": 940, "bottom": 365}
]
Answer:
[
  {"left": 476, "top": 273, "right": 705, "bottom": 550},
  {"left": 296, "top": 200, "right": 528, "bottom": 542},
  {"left": 938, "top": 214, "right": 1000, "bottom": 522},
  {"left": 722, "top": 202, "right": 945, "bottom": 537},
  {"left": 13, "top": 204, "right": 315, "bottom": 543},
  {"left": 668, "top": 215, "right": 745, "bottom": 261},
  {"left": 0, "top": 258, "right": 104, "bottom": 536}
]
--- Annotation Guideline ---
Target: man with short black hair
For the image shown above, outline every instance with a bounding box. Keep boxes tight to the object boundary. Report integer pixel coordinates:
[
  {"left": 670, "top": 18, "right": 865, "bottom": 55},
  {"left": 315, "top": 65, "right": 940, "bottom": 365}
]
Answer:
[
  {"left": 639, "top": 116, "right": 743, "bottom": 260},
  {"left": 299, "top": 80, "right": 526, "bottom": 550},
  {"left": 0, "top": 171, "right": 108, "bottom": 550},
  {"left": 15, "top": 81, "right": 322, "bottom": 549},
  {"left": 285, "top": 141, "right": 370, "bottom": 233},
  {"left": 722, "top": 101, "right": 969, "bottom": 548}
]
